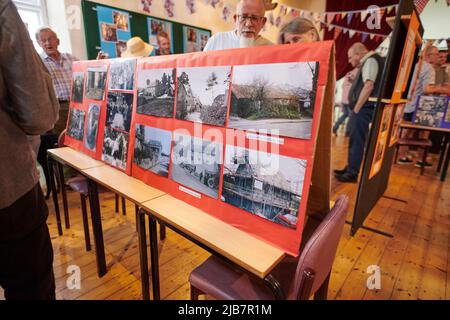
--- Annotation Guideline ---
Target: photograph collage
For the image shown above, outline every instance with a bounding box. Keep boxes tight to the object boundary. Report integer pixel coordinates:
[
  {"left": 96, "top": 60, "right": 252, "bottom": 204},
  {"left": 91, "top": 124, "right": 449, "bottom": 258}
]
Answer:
[
  {"left": 131, "top": 60, "right": 320, "bottom": 228},
  {"left": 65, "top": 56, "right": 321, "bottom": 230},
  {"left": 97, "top": 6, "right": 132, "bottom": 58},
  {"left": 183, "top": 26, "right": 211, "bottom": 53}
]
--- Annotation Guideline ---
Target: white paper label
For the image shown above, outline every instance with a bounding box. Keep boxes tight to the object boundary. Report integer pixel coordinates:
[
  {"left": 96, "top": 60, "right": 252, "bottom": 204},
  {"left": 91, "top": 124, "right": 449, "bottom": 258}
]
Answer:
[
  {"left": 179, "top": 186, "right": 201, "bottom": 199},
  {"left": 246, "top": 133, "right": 285, "bottom": 145}
]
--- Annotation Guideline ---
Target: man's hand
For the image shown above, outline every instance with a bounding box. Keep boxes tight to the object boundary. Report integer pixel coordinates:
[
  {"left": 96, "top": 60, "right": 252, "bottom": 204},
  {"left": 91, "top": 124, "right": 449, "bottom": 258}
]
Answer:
[{"left": 353, "top": 80, "right": 375, "bottom": 114}]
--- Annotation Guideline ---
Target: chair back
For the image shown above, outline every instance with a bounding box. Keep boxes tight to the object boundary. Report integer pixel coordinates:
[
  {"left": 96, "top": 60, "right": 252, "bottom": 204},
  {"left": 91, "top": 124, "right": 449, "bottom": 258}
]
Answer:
[
  {"left": 288, "top": 195, "right": 348, "bottom": 300},
  {"left": 57, "top": 129, "right": 66, "bottom": 148}
]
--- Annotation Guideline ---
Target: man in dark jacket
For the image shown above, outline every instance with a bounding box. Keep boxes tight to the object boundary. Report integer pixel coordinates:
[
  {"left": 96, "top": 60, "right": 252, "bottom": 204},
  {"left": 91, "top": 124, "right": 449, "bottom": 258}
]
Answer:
[
  {"left": 335, "top": 43, "right": 384, "bottom": 183},
  {"left": 0, "top": 0, "right": 59, "bottom": 299}
]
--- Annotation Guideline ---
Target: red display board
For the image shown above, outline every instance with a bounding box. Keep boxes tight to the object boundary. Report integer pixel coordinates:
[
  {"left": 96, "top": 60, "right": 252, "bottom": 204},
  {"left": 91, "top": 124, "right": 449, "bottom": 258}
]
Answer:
[{"left": 65, "top": 42, "right": 335, "bottom": 256}]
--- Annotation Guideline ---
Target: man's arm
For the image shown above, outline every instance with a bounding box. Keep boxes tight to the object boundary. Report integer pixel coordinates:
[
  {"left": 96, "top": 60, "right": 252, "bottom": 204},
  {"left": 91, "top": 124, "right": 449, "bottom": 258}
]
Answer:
[
  {"left": 0, "top": 0, "right": 59, "bottom": 135},
  {"left": 353, "top": 80, "right": 375, "bottom": 114}
]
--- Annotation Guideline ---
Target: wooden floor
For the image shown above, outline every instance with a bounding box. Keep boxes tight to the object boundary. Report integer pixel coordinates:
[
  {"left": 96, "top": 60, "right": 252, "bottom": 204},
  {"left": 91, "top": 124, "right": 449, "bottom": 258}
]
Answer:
[{"left": 1, "top": 131, "right": 449, "bottom": 300}]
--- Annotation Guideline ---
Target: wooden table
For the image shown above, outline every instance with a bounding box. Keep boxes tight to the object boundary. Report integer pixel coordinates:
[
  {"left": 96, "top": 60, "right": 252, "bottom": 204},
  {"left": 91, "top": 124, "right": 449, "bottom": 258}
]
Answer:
[
  {"left": 47, "top": 147, "right": 166, "bottom": 277},
  {"left": 400, "top": 122, "right": 450, "bottom": 181},
  {"left": 47, "top": 147, "right": 105, "bottom": 235},
  {"left": 138, "top": 195, "right": 287, "bottom": 300}
]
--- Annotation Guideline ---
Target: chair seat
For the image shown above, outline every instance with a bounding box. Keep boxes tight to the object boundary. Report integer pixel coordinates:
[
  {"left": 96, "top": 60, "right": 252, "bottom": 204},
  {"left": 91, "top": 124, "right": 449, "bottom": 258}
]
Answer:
[
  {"left": 189, "top": 254, "right": 298, "bottom": 300},
  {"left": 67, "top": 176, "right": 89, "bottom": 194},
  {"left": 397, "top": 138, "right": 432, "bottom": 147}
]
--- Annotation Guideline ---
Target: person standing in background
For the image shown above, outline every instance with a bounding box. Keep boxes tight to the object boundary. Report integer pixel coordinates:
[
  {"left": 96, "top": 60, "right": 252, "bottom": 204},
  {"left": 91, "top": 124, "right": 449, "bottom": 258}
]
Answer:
[
  {"left": 36, "top": 27, "right": 78, "bottom": 136},
  {"left": 203, "top": 0, "right": 272, "bottom": 51},
  {"left": 0, "top": 0, "right": 59, "bottom": 299},
  {"left": 333, "top": 68, "right": 359, "bottom": 136}
]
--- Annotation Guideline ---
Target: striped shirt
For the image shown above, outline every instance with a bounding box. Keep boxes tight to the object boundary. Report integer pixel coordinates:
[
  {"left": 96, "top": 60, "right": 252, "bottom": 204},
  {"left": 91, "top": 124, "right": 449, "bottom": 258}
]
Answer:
[
  {"left": 404, "top": 60, "right": 435, "bottom": 113},
  {"left": 40, "top": 52, "right": 78, "bottom": 101}
]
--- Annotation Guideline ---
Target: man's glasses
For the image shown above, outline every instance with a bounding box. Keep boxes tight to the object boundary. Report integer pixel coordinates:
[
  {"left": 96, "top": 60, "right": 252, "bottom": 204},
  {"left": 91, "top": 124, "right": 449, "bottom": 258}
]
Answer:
[{"left": 237, "top": 14, "right": 264, "bottom": 24}]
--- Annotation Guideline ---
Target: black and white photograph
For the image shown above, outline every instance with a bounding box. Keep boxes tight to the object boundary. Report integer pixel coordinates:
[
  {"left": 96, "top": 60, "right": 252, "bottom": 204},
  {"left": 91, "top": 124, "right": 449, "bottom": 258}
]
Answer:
[
  {"left": 106, "top": 92, "right": 134, "bottom": 132},
  {"left": 137, "top": 68, "right": 175, "bottom": 117},
  {"left": 102, "top": 127, "right": 129, "bottom": 170},
  {"left": 229, "top": 62, "right": 319, "bottom": 139},
  {"left": 67, "top": 108, "right": 86, "bottom": 141},
  {"left": 100, "top": 22, "right": 118, "bottom": 42},
  {"left": 85, "top": 66, "right": 107, "bottom": 100},
  {"left": 170, "top": 133, "right": 222, "bottom": 199},
  {"left": 72, "top": 72, "right": 84, "bottom": 104},
  {"left": 413, "top": 95, "right": 447, "bottom": 127},
  {"left": 176, "top": 66, "right": 231, "bottom": 126},
  {"left": 113, "top": 10, "right": 129, "bottom": 31},
  {"left": 84, "top": 103, "right": 101, "bottom": 151},
  {"left": 108, "top": 59, "right": 136, "bottom": 91},
  {"left": 221, "top": 146, "right": 306, "bottom": 229},
  {"left": 134, "top": 125, "right": 172, "bottom": 177}
]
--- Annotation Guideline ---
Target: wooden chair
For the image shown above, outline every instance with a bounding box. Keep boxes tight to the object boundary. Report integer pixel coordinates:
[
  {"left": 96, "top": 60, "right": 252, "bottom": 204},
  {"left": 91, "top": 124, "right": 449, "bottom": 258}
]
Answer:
[
  {"left": 395, "top": 137, "right": 432, "bottom": 175},
  {"left": 189, "top": 195, "right": 349, "bottom": 300}
]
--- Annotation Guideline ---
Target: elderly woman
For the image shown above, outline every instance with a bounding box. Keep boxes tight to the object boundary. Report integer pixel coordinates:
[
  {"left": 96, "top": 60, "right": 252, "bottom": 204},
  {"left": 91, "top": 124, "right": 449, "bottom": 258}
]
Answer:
[{"left": 278, "top": 17, "right": 320, "bottom": 44}]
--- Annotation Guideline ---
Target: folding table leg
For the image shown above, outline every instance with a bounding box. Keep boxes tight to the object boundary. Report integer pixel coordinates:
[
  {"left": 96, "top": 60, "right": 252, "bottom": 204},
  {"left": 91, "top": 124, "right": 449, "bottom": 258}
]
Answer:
[
  {"left": 56, "top": 162, "right": 70, "bottom": 229},
  {"left": 149, "top": 215, "right": 160, "bottom": 300},
  {"left": 80, "top": 194, "right": 92, "bottom": 252},
  {"left": 122, "top": 197, "right": 127, "bottom": 216},
  {"left": 47, "top": 157, "right": 63, "bottom": 236},
  {"left": 87, "top": 179, "right": 107, "bottom": 277},
  {"left": 137, "top": 209, "right": 150, "bottom": 300}
]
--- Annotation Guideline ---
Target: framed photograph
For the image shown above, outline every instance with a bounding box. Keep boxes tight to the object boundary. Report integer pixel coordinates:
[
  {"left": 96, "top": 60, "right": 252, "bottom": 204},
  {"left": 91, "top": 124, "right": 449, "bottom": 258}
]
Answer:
[
  {"left": 102, "top": 127, "right": 129, "bottom": 170},
  {"left": 100, "top": 22, "right": 118, "bottom": 42},
  {"left": 229, "top": 61, "right": 319, "bottom": 139},
  {"left": 222, "top": 145, "right": 307, "bottom": 229},
  {"left": 413, "top": 95, "right": 447, "bottom": 128},
  {"left": 85, "top": 103, "right": 101, "bottom": 152},
  {"left": 170, "top": 133, "right": 222, "bottom": 199},
  {"left": 71, "top": 72, "right": 84, "bottom": 104},
  {"left": 176, "top": 66, "right": 231, "bottom": 126},
  {"left": 113, "top": 10, "right": 129, "bottom": 32},
  {"left": 67, "top": 108, "right": 86, "bottom": 141},
  {"left": 106, "top": 92, "right": 134, "bottom": 133},
  {"left": 134, "top": 125, "right": 172, "bottom": 177},
  {"left": 369, "top": 106, "right": 392, "bottom": 179},
  {"left": 108, "top": 59, "right": 136, "bottom": 91},
  {"left": 85, "top": 66, "right": 107, "bottom": 101},
  {"left": 389, "top": 104, "right": 406, "bottom": 147},
  {"left": 148, "top": 18, "right": 173, "bottom": 55},
  {"left": 137, "top": 68, "right": 175, "bottom": 117},
  {"left": 183, "top": 26, "right": 199, "bottom": 53},
  {"left": 115, "top": 41, "right": 127, "bottom": 58}
]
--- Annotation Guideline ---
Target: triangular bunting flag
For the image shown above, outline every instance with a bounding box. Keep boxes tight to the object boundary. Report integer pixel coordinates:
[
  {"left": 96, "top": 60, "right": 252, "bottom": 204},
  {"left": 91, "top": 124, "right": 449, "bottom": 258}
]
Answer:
[
  {"left": 361, "top": 33, "right": 369, "bottom": 42},
  {"left": 379, "top": 8, "right": 386, "bottom": 16},
  {"left": 387, "top": 5, "right": 394, "bottom": 14},
  {"left": 334, "top": 28, "right": 342, "bottom": 39},
  {"left": 341, "top": 12, "right": 347, "bottom": 20},
  {"left": 347, "top": 12, "right": 354, "bottom": 25},
  {"left": 328, "top": 24, "right": 335, "bottom": 32},
  {"left": 369, "top": 33, "right": 375, "bottom": 40},
  {"left": 361, "top": 11, "right": 368, "bottom": 22},
  {"left": 349, "top": 30, "right": 356, "bottom": 38},
  {"left": 327, "top": 12, "right": 335, "bottom": 23}
]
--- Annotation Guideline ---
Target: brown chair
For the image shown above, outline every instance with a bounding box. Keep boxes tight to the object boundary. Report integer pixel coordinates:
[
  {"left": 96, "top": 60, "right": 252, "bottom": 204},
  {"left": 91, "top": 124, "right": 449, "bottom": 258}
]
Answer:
[
  {"left": 395, "top": 137, "right": 432, "bottom": 175},
  {"left": 189, "top": 195, "right": 349, "bottom": 300}
]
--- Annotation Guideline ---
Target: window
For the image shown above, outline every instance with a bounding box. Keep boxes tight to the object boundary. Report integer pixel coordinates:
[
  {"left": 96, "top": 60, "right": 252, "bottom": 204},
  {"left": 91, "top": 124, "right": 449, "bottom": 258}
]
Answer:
[{"left": 13, "top": 0, "right": 48, "bottom": 52}]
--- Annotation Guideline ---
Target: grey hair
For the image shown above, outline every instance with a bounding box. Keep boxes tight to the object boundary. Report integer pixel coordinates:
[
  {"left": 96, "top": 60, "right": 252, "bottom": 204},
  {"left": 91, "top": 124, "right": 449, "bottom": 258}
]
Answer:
[
  {"left": 278, "top": 18, "right": 320, "bottom": 44},
  {"left": 35, "top": 26, "right": 57, "bottom": 42},
  {"left": 236, "top": 0, "right": 266, "bottom": 16}
]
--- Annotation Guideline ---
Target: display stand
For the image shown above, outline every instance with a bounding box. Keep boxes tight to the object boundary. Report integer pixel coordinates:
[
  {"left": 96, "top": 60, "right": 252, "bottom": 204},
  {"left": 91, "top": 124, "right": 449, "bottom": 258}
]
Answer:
[{"left": 351, "top": 0, "right": 424, "bottom": 236}]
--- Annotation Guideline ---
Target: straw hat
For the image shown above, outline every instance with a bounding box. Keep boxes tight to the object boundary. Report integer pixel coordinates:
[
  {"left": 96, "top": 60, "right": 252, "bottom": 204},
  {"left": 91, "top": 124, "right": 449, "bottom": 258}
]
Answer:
[{"left": 121, "top": 37, "right": 154, "bottom": 58}]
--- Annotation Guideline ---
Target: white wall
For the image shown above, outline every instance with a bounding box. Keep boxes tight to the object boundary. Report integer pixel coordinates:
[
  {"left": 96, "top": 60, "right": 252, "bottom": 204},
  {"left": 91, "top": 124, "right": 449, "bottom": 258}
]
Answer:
[
  {"left": 43, "top": 0, "right": 325, "bottom": 59},
  {"left": 420, "top": 0, "right": 450, "bottom": 40}
]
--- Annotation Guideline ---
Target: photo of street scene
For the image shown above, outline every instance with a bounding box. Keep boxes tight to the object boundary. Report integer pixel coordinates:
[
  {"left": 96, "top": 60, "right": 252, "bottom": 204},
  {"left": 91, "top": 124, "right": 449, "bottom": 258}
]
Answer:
[
  {"left": 108, "top": 59, "right": 136, "bottom": 90},
  {"left": 414, "top": 95, "right": 447, "bottom": 127},
  {"left": 106, "top": 92, "right": 134, "bottom": 132},
  {"left": 176, "top": 66, "right": 231, "bottom": 126},
  {"left": 171, "top": 133, "right": 222, "bottom": 199},
  {"left": 221, "top": 145, "right": 307, "bottom": 229},
  {"left": 102, "top": 127, "right": 129, "bottom": 170},
  {"left": 85, "top": 66, "right": 107, "bottom": 100},
  {"left": 137, "top": 68, "right": 175, "bottom": 117},
  {"left": 134, "top": 125, "right": 171, "bottom": 177},
  {"left": 85, "top": 104, "right": 101, "bottom": 151},
  {"left": 229, "top": 62, "right": 319, "bottom": 139},
  {"left": 67, "top": 108, "right": 86, "bottom": 141}
]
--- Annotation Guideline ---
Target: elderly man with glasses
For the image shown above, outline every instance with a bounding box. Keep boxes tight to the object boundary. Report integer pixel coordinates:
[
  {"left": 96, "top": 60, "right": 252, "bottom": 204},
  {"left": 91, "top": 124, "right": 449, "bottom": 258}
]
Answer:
[{"left": 204, "top": 0, "right": 272, "bottom": 51}]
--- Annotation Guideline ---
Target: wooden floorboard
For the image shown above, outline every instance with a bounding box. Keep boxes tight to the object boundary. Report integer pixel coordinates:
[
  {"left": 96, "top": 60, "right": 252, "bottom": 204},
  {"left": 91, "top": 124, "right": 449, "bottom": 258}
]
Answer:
[{"left": 1, "top": 131, "right": 449, "bottom": 300}]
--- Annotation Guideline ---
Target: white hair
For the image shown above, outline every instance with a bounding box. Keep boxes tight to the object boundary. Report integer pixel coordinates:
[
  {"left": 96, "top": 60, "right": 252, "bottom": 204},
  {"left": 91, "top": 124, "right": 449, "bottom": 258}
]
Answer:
[{"left": 35, "top": 26, "right": 57, "bottom": 42}]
